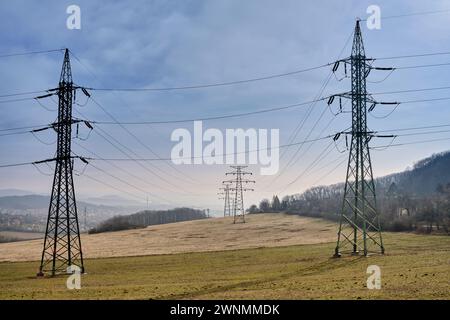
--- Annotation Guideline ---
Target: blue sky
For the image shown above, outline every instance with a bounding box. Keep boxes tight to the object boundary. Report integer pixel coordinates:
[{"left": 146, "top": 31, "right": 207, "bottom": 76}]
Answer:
[{"left": 1, "top": 0, "right": 450, "bottom": 212}]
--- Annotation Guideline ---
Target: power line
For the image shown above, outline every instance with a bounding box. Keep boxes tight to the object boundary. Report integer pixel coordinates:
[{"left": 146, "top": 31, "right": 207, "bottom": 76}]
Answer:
[
  {"left": 2, "top": 89, "right": 450, "bottom": 133},
  {"left": 398, "top": 96, "right": 450, "bottom": 104},
  {"left": 0, "top": 161, "right": 36, "bottom": 168},
  {"left": 310, "top": 156, "right": 348, "bottom": 187},
  {"left": 279, "top": 71, "right": 334, "bottom": 161},
  {"left": 2, "top": 48, "right": 450, "bottom": 98},
  {"left": 90, "top": 125, "right": 186, "bottom": 190},
  {"left": 86, "top": 97, "right": 198, "bottom": 185},
  {"left": 3, "top": 128, "right": 450, "bottom": 168},
  {"left": 79, "top": 94, "right": 450, "bottom": 127},
  {"left": 1, "top": 50, "right": 450, "bottom": 100},
  {"left": 371, "top": 85, "right": 450, "bottom": 96},
  {"left": 0, "top": 97, "right": 36, "bottom": 104},
  {"left": 287, "top": 140, "right": 337, "bottom": 188},
  {"left": 81, "top": 57, "right": 450, "bottom": 91},
  {"left": 83, "top": 64, "right": 331, "bottom": 92},
  {"left": 265, "top": 107, "right": 335, "bottom": 189},
  {"left": 68, "top": 50, "right": 199, "bottom": 184},
  {"left": 383, "top": 128, "right": 450, "bottom": 138},
  {"left": 0, "top": 49, "right": 64, "bottom": 58},
  {"left": 80, "top": 172, "right": 148, "bottom": 203},
  {"left": 88, "top": 97, "right": 328, "bottom": 124},
  {"left": 378, "top": 123, "right": 450, "bottom": 133},
  {"left": 73, "top": 139, "right": 193, "bottom": 197},
  {"left": 330, "top": 125, "right": 450, "bottom": 137},
  {"left": 375, "top": 51, "right": 450, "bottom": 60},
  {"left": 308, "top": 152, "right": 347, "bottom": 179},
  {"left": 0, "top": 90, "right": 48, "bottom": 98},
  {"left": 82, "top": 158, "right": 174, "bottom": 204},
  {"left": 84, "top": 135, "right": 333, "bottom": 162},
  {"left": 0, "top": 130, "right": 31, "bottom": 137},
  {"left": 371, "top": 136, "right": 450, "bottom": 150},
  {"left": 4, "top": 83, "right": 450, "bottom": 119},
  {"left": 395, "top": 61, "right": 450, "bottom": 70},
  {"left": 284, "top": 109, "right": 336, "bottom": 172},
  {"left": 278, "top": 139, "right": 335, "bottom": 192},
  {"left": 75, "top": 111, "right": 193, "bottom": 193},
  {"left": 2, "top": 93, "right": 450, "bottom": 137},
  {"left": 360, "top": 8, "right": 450, "bottom": 22},
  {"left": 0, "top": 124, "right": 49, "bottom": 132}
]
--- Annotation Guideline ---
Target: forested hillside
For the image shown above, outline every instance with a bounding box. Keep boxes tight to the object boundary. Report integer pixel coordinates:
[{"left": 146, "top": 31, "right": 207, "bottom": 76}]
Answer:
[{"left": 250, "top": 151, "right": 450, "bottom": 233}]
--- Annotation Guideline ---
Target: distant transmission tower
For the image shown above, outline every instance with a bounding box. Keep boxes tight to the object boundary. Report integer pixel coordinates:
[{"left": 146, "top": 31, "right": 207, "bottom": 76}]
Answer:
[
  {"left": 38, "top": 49, "right": 85, "bottom": 276},
  {"left": 224, "top": 166, "right": 255, "bottom": 223},
  {"left": 218, "top": 183, "right": 232, "bottom": 217},
  {"left": 84, "top": 206, "right": 87, "bottom": 231},
  {"left": 330, "top": 21, "right": 394, "bottom": 257}
]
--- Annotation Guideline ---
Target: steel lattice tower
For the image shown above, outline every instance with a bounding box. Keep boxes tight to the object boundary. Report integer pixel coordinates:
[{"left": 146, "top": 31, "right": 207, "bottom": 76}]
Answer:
[
  {"left": 218, "top": 183, "right": 232, "bottom": 217},
  {"left": 224, "top": 166, "right": 254, "bottom": 223},
  {"left": 38, "top": 49, "right": 84, "bottom": 276},
  {"left": 334, "top": 21, "right": 384, "bottom": 257}
]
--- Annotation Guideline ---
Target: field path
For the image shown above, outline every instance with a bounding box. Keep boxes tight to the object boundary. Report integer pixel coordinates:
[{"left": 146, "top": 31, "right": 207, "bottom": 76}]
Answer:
[{"left": 0, "top": 214, "right": 337, "bottom": 262}]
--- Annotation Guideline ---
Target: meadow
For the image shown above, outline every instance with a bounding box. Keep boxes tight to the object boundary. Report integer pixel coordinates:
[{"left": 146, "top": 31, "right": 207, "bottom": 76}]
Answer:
[{"left": 0, "top": 228, "right": 448, "bottom": 299}]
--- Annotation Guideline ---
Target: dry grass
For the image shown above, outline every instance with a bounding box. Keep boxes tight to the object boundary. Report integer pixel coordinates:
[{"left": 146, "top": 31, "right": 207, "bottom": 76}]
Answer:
[
  {"left": 0, "top": 232, "right": 448, "bottom": 299},
  {"left": 0, "top": 231, "right": 43, "bottom": 242},
  {"left": 0, "top": 214, "right": 336, "bottom": 262}
]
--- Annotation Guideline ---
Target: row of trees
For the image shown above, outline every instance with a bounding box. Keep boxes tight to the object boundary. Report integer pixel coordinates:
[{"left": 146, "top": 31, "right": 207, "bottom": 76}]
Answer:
[
  {"left": 89, "top": 208, "right": 208, "bottom": 234},
  {"left": 248, "top": 195, "right": 287, "bottom": 214},
  {"left": 248, "top": 183, "right": 450, "bottom": 234}
]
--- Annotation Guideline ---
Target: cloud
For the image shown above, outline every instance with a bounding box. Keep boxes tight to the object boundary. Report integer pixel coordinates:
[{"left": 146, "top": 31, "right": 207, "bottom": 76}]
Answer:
[{"left": 1, "top": 0, "right": 450, "bottom": 208}]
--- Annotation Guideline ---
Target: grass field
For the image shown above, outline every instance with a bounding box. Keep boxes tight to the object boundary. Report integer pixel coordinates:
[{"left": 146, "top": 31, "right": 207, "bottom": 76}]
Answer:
[
  {"left": 0, "top": 231, "right": 449, "bottom": 299},
  {"left": 0, "top": 231, "right": 43, "bottom": 243},
  {"left": 0, "top": 214, "right": 337, "bottom": 262}
]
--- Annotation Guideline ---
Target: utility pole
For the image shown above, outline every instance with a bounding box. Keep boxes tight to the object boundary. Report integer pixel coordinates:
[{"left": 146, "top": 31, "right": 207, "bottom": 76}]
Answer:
[
  {"left": 330, "top": 20, "right": 394, "bottom": 257},
  {"left": 38, "top": 49, "right": 85, "bottom": 276},
  {"left": 84, "top": 206, "right": 87, "bottom": 231},
  {"left": 218, "top": 183, "right": 232, "bottom": 217},
  {"left": 217, "top": 192, "right": 225, "bottom": 215},
  {"left": 223, "top": 166, "right": 255, "bottom": 224}
]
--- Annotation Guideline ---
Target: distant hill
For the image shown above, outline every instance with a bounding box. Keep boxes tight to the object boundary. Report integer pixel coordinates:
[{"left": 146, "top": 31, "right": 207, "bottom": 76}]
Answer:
[
  {"left": 0, "top": 189, "right": 36, "bottom": 197},
  {"left": 83, "top": 195, "right": 146, "bottom": 207},
  {"left": 0, "top": 194, "right": 142, "bottom": 233},
  {"left": 298, "top": 150, "right": 450, "bottom": 199},
  {"left": 0, "top": 194, "right": 134, "bottom": 212},
  {"left": 0, "top": 195, "right": 52, "bottom": 210}
]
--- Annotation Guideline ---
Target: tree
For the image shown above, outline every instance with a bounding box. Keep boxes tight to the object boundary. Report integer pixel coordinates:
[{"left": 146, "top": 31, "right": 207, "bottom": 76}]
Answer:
[
  {"left": 271, "top": 195, "right": 281, "bottom": 212},
  {"left": 259, "top": 199, "right": 271, "bottom": 213},
  {"left": 281, "top": 196, "right": 289, "bottom": 209},
  {"left": 247, "top": 204, "right": 259, "bottom": 214}
]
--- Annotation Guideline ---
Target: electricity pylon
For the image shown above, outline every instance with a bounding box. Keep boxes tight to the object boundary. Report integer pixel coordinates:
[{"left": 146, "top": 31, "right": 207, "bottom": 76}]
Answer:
[
  {"left": 331, "top": 20, "right": 390, "bottom": 257},
  {"left": 38, "top": 49, "right": 84, "bottom": 276},
  {"left": 223, "top": 166, "right": 255, "bottom": 223},
  {"left": 219, "top": 183, "right": 232, "bottom": 217},
  {"left": 217, "top": 192, "right": 226, "bottom": 214}
]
